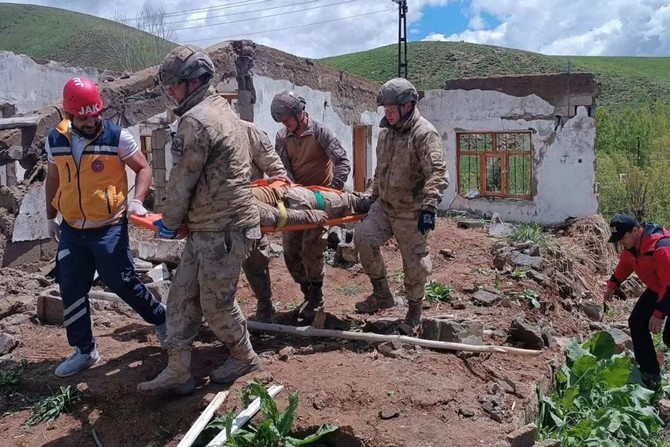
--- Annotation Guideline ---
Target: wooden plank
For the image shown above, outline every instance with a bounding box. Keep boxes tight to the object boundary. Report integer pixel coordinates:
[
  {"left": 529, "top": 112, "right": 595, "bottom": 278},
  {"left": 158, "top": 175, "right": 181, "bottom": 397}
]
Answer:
[
  {"left": 206, "top": 385, "right": 284, "bottom": 446},
  {"left": 178, "top": 391, "right": 229, "bottom": 447},
  {"left": 0, "top": 116, "right": 39, "bottom": 130}
]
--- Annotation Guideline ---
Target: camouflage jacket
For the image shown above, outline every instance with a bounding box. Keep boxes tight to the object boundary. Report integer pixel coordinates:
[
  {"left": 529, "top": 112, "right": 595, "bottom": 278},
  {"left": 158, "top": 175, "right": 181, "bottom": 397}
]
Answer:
[
  {"left": 371, "top": 107, "right": 449, "bottom": 218},
  {"left": 242, "top": 120, "right": 287, "bottom": 181},
  {"left": 163, "top": 91, "right": 259, "bottom": 232},
  {"left": 275, "top": 116, "right": 350, "bottom": 189}
]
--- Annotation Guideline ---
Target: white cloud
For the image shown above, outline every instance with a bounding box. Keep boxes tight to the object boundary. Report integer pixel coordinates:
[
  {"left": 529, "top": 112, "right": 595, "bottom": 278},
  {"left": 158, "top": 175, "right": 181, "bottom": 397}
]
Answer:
[{"left": 437, "top": 0, "right": 670, "bottom": 56}]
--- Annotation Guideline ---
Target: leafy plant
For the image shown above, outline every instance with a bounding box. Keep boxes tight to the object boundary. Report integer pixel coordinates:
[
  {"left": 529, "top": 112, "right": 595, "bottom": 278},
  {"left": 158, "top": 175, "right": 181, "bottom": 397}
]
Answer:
[
  {"left": 511, "top": 269, "right": 528, "bottom": 280},
  {"left": 390, "top": 268, "right": 404, "bottom": 282},
  {"left": 508, "top": 223, "right": 548, "bottom": 247},
  {"left": 199, "top": 382, "right": 337, "bottom": 447},
  {"left": 324, "top": 249, "right": 336, "bottom": 266},
  {"left": 25, "top": 385, "right": 82, "bottom": 427},
  {"left": 425, "top": 280, "right": 454, "bottom": 303},
  {"left": 537, "top": 331, "right": 665, "bottom": 446},
  {"left": 0, "top": 360, "right": 28, "bottom": 388}
]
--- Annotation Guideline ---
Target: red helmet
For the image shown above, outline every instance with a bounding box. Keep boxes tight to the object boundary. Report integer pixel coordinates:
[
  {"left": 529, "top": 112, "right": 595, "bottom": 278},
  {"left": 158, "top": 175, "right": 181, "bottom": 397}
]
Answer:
[{"left": 62, "top": 77, "right": 103, "bottom": 117}]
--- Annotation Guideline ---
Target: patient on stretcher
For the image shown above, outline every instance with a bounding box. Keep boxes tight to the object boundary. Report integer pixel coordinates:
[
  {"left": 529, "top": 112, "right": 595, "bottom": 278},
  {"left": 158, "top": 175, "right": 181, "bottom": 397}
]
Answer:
[{"left": 252, "top": 180, "right": 373, "bottom": 229}]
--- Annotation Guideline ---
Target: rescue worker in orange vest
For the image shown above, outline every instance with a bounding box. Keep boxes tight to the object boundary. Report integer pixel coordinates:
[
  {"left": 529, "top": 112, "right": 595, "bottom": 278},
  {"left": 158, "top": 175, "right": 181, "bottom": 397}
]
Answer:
[
  {"left": 270, "top": 91, "right": 351, "bottom": 322},
  {"left": 45, "top": 76, "right": 167, "bottom": 378}
]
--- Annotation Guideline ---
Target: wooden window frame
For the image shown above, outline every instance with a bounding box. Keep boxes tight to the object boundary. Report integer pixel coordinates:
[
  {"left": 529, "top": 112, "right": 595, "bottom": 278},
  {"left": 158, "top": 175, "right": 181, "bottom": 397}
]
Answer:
[{"left": 456, "top": 131, "right": 533, "bottom": 199}]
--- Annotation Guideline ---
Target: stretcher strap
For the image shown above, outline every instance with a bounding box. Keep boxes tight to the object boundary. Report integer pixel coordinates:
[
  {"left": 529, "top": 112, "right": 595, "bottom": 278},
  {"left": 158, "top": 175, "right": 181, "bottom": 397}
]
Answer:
[
  {"left": 276, "top": 200, "right": 288, "bottom": 230},
  {"left": 313, "top": 190, "right": 325, "bottom": 211}
]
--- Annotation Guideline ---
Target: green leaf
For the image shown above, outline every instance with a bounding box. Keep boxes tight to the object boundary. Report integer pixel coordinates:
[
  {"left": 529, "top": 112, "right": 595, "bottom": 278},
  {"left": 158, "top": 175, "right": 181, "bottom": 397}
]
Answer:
[
  {"left": 598, "top": 357, "right": 631, "bottom": 389},
  {"left": 570, "top": 355, "right": 598, "bottom": 386},
  {"left": 288, "top": 424, "right": 339, "bottom": 445},
  {"left": 583, "top": 331, "right": 616, "bottom": 360},
  {"left": 276, "top": 393, "right": 299, "bottom": 436}
]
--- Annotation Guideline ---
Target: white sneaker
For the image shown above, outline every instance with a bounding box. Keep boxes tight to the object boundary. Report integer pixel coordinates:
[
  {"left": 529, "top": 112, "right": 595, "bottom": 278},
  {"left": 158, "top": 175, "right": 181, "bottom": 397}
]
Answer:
[
  {"left": 155, "top": 322, "right": 168, "bottom": 350},
  {"left": 55, "top": 346, "right": 100, "bottom": 378}
]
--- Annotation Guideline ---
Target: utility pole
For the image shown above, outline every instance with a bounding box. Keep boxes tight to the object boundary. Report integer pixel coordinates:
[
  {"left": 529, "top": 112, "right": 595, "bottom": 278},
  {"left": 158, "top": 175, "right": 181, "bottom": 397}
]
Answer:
[{"left": 391, "top": 0, "right": 408, "bottom": 78}]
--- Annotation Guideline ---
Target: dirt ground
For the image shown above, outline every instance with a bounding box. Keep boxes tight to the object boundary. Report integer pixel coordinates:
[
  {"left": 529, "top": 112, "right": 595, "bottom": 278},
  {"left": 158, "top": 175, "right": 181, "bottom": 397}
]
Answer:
[{"left": 0, "top": 217, "right": 603, "bottom": 447}]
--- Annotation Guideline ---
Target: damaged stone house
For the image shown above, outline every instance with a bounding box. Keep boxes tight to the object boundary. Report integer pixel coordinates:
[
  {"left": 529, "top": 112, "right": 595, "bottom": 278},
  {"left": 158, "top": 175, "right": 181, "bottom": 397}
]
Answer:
[{"left": 0, "top": 39, "right": 600, "bottom": 268}]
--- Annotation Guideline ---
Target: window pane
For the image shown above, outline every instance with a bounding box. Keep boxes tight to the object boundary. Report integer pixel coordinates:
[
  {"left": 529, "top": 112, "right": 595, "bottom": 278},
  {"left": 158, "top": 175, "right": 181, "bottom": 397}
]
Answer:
[
  {"left": 459, "top": 133, "right": 492, "bottom": 152},
  {"left": 485, "top": 157, "right": 502, "bottom": 193},
  {"left": 459, "top": 155, "right": 480, "bottom": 196},
  {"left": 509, "top": 154, "right": 532, "bottom": 195}
]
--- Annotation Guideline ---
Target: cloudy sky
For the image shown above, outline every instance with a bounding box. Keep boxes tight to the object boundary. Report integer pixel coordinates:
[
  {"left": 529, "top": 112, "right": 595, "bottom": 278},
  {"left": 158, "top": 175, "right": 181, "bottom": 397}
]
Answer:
[{"left": 5, "top": 0, "right": 670, "bottom": 58}]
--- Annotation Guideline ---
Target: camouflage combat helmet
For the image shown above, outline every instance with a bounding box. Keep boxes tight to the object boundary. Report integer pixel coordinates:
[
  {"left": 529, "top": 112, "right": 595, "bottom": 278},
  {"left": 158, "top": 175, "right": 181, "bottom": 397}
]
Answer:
[
  {"left": 270, "top": 91, "right": 306, "bottom": 122},
  {"left": 377, "top": 78, "right": 418, "bottom": 106},
  {"left": 158, "top": 45, "right": 215, "bottom": 87}
]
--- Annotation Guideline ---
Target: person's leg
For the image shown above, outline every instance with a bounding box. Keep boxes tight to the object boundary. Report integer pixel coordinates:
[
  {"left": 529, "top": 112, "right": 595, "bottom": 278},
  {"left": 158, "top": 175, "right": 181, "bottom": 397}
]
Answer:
[
  {"left": 299, "top": 228, "right": 328, "bottom": 321},
  {"left": 283, "top": 230, "right": 310, "bottom": 300},
  {"left": 194, "top": 231, "right": 260, "bottom": 384},
  {"left": 137, "top": 236, "right": 202, "bottom": 395},
  {"left": 55, "top": 223, "right": 100, "bottom": 377},
  {"left": 629, "top": 289, "right": 661, "bottom": 386},
  {"left": 93, "top": 220, "right": 166, "bottom": 326},
  {"left": 353, "top": 201, "right": 395, "bottom": 313},
  {"left": 243, "top": 235, "right": 274, "bottom": 322},
  {"left": 391, "top": 215, "right": 431, "bottom": 327}
]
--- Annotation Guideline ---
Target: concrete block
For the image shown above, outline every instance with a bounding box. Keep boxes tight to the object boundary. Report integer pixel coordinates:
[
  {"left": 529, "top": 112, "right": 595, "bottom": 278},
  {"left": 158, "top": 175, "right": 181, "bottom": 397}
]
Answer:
[
  {"left": 146, "top": 263, "right": 170, "bottom": 282},
  {"left": 133, "top": 239, "right": 185, "bottom": 265},
  {"left": 2, "top": 239, "right": 56, "bottom": 268},
  {"left": 146, "top": 280, "right": 171, "bottom": 304},
  {"left": 421, "top": 317, "right": 483, "bottom": 345},
  {"left": 505, "top": 423, "right": 537, "bottom": 447},
  {"left": 37, "top": 288, "right": 63, "bottom": 325},
  {"left": 12, "top": 182, "right": 48, "bottom": 242},
  {"left": 336, "top": 241, "right": 358, "bottom": 263},
  {"left": 0, "top": 332, "right": 18, "bottom": 355}
]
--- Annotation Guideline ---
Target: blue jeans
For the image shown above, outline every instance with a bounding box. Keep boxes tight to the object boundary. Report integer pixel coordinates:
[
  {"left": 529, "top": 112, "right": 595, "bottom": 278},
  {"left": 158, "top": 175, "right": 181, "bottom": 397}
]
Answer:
[{"left": 57, "top": 218, "right": 166, "bottom": 353}]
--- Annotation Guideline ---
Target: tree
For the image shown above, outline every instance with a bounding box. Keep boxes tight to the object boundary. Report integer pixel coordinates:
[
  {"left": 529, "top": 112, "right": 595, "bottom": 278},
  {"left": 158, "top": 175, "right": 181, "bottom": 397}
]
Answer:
[{"left": 106, "top": 3, "right": 177, "bottom": 72}]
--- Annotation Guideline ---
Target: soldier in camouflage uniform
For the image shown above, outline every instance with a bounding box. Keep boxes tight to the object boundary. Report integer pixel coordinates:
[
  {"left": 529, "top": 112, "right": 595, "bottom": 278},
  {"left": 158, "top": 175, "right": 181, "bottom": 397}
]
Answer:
[
  {"left": 138, "top": 45, "right": 261, "bottom": 395},
  {"left": 241, "top": 120, "right": 287, "bottom": 322},
  {"left": 354, "top": 78, "right": 448, "bottom": 328},
  {"left": 271, "top": 91, "right": 351, "bottom": 322}
]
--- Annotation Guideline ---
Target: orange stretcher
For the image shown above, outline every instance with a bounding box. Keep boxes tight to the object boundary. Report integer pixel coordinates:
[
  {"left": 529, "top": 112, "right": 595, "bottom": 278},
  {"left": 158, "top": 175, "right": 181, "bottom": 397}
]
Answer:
[{"left": 129, "top": 213, "right": 364, "bottom": 239}]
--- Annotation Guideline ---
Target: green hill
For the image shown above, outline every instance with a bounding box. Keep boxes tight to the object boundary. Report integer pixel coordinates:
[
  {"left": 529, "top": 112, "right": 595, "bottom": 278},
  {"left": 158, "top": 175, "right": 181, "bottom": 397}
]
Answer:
[
  {"left": 0, "top": 3, "right": 176, "bottom": 72},
  {"left": 320, "top": 42, "right": 670, "bottom": 110}
]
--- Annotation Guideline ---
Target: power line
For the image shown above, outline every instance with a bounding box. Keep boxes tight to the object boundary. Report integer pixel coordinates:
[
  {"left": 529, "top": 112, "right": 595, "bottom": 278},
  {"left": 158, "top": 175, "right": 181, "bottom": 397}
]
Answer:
[
  {"left": 164, "top": 0, "right": 358, "bottom": 27},
  {"left": 170, "top": 0, "right": 362, "bottom": 32},
  {"left": 187, "top": 8, "right": 395, "bottom": 43},
  {"left": 114, "top": 0, "right": 264, "bottom": 23}
]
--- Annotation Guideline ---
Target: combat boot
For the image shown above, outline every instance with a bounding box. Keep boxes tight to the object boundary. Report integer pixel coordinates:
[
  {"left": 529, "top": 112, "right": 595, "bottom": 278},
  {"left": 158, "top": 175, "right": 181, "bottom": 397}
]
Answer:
[
  {"left": 355, "top": 277, "right": 395, "bottom": 313},
  {"left": 210, "top": 351, "right": 262, "bottom": 384},
  {"left": 404, "top": 299, "right": 423, "bottom": 328},
  {"left": 137, "top": 349, "right": 195, "bottom": 396},
  {"left": 254, "top": 297, "right": 274, "bottom": 323},
  {"left": 298, "top": 281, "right": 325, "bottom": 323}
]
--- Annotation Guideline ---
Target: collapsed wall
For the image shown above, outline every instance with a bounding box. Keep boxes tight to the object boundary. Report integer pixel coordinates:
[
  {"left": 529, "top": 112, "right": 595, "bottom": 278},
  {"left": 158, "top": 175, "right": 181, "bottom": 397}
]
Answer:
[{"left": 0, "top": 40, "right": 381, "bottom": 267}]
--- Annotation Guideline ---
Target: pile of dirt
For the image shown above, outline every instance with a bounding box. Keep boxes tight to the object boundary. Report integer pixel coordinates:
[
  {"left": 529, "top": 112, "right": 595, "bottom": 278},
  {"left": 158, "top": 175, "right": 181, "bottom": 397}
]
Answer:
[{"left": 0, "top": 215, "right": 617, "bottom": 447}]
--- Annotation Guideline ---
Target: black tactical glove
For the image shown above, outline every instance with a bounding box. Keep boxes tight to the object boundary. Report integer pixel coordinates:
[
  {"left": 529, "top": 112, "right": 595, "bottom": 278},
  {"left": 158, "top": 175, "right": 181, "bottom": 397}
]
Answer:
[{"left": 418, "top": 210, "right": 436, "bottom": 234}]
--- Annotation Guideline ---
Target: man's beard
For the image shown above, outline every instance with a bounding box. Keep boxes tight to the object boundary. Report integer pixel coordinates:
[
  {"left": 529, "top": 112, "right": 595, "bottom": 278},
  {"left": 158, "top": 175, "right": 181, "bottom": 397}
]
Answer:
[{"left": 72, "top": 121, "right": 101, "bottom": 139}]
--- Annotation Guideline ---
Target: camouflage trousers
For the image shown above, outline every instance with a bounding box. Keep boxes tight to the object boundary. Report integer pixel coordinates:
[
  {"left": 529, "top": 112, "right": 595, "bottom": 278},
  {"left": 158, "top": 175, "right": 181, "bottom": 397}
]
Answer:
[
  {"left": 167, "top": 230, "right": 253, "bottom": 358},
  {"left": 354, "top": 201, "right": 431, "bottom": 302},
  {"left": 283, "top": 228, "right": 327, "bottom": 284},
  {"left": 242, "top": 235, "right": 272, "bottom": 301}
]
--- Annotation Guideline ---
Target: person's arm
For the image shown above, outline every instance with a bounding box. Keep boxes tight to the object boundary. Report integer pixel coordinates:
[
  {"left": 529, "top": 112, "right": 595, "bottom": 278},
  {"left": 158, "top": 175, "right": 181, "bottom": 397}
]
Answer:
[
  {"left": 275, "top": 131, "right": 295, "bottom": 182},
  {"left": 161, "top": 117, "right": 211, "bottom": 230},
  {"left": 249, "top": 125, "right": 287, "bottom": 178},
  {"left": 125, "top": 152, "right": 152, "bottom": 203},
  {"left": 418, "top": 129, "right": 449, "bottom": 212},
  {"left": 314, "top": 123, "right": 350, "bottom": 190},
  {"left": 652, "top": 242, "right": 670, "bottom": 318},
  {"left": 606, "top": 255, "right": 634, "bottom": 291},
  {"left": 45, "top": 162, "right": 59, "bottom": 220}
]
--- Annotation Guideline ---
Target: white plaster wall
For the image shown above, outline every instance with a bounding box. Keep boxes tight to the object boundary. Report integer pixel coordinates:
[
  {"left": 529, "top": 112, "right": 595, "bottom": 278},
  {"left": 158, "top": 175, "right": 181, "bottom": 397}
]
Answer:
[
  {"left": 0, "top": 51, "right": 99, "bottom": 114},
  {"left": 252, "top": 76, "right": 383, "bottom": 188},
  {"left": 420, "top": 89, "right": 598, "bottom": 224}
]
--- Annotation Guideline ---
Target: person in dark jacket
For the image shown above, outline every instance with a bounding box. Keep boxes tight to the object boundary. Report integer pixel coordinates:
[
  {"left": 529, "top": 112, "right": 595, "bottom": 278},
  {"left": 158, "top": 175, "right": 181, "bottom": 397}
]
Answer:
[{"left": 605, "top": 214, "right": 670, "bottom": 389}]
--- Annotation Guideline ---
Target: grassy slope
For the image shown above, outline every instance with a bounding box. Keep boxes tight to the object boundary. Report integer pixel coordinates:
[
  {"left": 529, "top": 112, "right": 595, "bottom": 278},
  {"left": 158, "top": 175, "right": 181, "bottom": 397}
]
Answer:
[
  {"left": 320, "top": 42, "right": 670, "bottom": 110},
  {"left": 0, "top": 4, "right": 175, "bottom": 71}
]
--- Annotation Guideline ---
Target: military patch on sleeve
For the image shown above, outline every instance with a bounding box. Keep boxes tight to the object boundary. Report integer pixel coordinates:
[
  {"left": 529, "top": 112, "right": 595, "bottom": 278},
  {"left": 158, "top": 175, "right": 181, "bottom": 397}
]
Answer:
[{"left": 171, "top": 134, "right": 184, "bottom": 156}]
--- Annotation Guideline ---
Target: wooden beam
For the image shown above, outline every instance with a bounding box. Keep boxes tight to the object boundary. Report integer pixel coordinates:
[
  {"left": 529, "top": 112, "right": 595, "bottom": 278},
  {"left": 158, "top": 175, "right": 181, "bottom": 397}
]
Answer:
[
  {"left": 0, "top": 116, "right": 39, "bottom": 130},
  {"left": 246, "top": 321, "right": 543, "bottom": 356}
]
